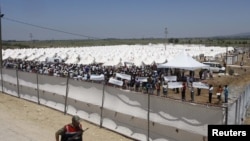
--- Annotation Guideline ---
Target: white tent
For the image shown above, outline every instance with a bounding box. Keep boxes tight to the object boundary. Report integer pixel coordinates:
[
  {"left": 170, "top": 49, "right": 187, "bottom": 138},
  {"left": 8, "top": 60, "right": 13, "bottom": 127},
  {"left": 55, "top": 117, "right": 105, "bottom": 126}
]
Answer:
[
  {"left": 157, "top": 51, "right": 209, "bottom": 70},
  {"left": 102, "top": 59, "right": 123, "bottom": 67}
]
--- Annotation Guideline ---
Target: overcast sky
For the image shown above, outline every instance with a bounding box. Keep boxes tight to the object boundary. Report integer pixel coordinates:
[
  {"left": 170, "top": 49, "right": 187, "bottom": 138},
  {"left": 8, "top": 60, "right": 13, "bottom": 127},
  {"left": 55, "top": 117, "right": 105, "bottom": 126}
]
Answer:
[{"left": 1, "top": 0, "right": 250, "bottom": 40}]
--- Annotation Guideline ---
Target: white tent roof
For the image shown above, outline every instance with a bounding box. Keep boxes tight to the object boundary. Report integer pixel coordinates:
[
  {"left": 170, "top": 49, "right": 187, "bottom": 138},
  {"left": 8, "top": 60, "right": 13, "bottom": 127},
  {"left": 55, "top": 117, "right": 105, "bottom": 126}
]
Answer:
[
  {"left": 157, "top": 51, "right": 209, "bottom": 70},
  {"left": 2, "top": 44, "right": 229, "bottom": 67}
]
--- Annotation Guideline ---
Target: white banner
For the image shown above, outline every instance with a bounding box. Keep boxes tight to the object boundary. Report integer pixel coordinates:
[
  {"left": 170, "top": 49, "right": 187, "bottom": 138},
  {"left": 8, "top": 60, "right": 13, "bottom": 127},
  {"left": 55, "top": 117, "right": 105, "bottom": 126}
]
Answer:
[
  {"left": 137, "top": 77, "right": 148, "bottom": 82},
  {"left": 80, "top": 74, "right": 105, "bottom": 81},
  {"left": 108, "top": 78, "right": 123, "bottom": 86},
  {"left": 164, "top": 76, "right": 177, "bottom": 82},
  {"left": 168, "top": 82, "right": 183, "bottom": 88},
  {"left": 193, "top": 82, "right": 209, "bottom": 89},
  {"left": 115, "top": 73, "right": 131, "bottom": 81},
  {"left": 90, "top": 74, "right": 105, "bottom": 81}
]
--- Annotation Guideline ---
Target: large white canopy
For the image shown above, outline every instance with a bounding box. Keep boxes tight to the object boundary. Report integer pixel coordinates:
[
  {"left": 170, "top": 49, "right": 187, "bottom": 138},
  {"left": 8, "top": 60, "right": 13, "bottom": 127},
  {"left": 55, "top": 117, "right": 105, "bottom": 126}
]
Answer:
[{"left": 157, "top": 51, "right": 209, "bottom": 70}]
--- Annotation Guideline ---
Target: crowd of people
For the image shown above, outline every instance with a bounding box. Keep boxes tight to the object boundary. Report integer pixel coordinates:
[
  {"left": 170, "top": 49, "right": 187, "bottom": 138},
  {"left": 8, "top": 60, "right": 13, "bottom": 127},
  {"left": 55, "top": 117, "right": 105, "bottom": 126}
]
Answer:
[{"left": 3, "top": 58, "right": 229, "bottom": 104}]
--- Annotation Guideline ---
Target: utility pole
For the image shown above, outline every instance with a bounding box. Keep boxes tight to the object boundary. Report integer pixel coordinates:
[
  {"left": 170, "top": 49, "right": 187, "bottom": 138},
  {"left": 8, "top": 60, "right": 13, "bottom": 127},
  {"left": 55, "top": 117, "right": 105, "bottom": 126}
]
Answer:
[
  {"left": 225, "top": 46, "right": 228, "bottom": 74},
  {"left": 0, "top": 10, "right": 4, "bottom": 67},
  {"left": 30, "top": 33, "right": 33, "bottom": 48},
  {"left": 164, "top": 27, "right": 168, "bottom": 50},
  {"left": 0, "top": 10, "right": 4, "bottom": 93}
]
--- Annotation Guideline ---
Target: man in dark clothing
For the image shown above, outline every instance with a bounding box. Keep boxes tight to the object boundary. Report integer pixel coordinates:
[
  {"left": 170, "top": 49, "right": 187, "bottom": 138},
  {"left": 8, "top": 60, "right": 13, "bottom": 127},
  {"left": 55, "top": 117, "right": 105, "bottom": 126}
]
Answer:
[
  {"left": 190, "top": 83, "right": 194, "bottom": 102},
  {"left": 181, "top": 82, "right": 186, "bottom": 101},
  {"left": 199, "top": 69, "right": 203, "bottom": 80},
  {"left": 55, "top": 115, "right": 87, "bottom": 141},
  {"left": 147, "top": 75, "right": 153, "bottom": 94},
  {"left": 197, "top": 88, "right": 201, "bottom": 96},
  {"left": 208, "top": 85, "right": 213, "bottom": 103}
]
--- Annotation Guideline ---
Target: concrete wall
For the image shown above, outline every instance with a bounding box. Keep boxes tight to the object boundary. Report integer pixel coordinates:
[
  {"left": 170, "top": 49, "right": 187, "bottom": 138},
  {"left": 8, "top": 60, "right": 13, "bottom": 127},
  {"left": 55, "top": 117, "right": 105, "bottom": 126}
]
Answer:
[{"left": 1, "top": 68, "right": 249, "bottom": 141}]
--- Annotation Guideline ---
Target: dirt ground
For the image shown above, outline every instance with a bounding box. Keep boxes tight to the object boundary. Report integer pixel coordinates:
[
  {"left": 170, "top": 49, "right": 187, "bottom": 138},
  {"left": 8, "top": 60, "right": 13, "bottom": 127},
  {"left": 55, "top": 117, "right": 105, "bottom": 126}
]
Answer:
[
  {"left": 0, "top": 52, "right": 250, "bottom": 141},
  {"left": 0, "top": 93, "right": 134, "bottom": 141}
]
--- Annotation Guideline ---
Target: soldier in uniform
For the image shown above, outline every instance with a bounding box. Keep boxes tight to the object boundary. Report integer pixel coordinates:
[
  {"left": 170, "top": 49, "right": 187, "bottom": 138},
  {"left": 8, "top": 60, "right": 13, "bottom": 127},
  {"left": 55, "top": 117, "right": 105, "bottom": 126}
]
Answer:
[{"left": 55, "top": 115, "right": 88, "bottom": 141}]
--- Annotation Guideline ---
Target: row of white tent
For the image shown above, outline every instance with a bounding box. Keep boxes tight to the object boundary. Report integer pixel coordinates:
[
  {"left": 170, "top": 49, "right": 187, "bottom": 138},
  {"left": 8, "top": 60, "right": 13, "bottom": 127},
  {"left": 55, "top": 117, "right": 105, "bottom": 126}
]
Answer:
[{"left": 2, "top": 44, "right": 234, "bottom": 67}]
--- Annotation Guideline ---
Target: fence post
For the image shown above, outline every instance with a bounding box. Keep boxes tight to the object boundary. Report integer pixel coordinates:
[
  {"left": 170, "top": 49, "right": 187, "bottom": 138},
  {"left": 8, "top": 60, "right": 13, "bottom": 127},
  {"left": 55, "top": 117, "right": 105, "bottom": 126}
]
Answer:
[
  {"left": 1, "top": 67, "right": 3, "bottom": 93},
  {"left": 225, "top": 106, "right": 228, "bottom": 125},
  {"left": 235, "top": 98, "right": 239, "bottom": 124},
  {"left": 100, "top": 80, "right": 105, "bottom": 128},
  {"left": 64, "top": 72, "right": 70, "bottom": 115},
  {"left": 16, "top": 69, "right": 20, "bottom": 98},
  {"left": 36, "top": 71, "right": 40, "bottom": 104},
  {"left": 147, "top": 92, "right": 150, "bottom": 141}
]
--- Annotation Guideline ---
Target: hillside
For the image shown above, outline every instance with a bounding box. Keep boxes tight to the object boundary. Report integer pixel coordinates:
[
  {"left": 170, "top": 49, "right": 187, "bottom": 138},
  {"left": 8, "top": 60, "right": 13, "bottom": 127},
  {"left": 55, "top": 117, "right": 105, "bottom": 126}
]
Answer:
[
  {"left": 3, "top": 37, "right": 250, "bottom": 49},
  {"left": 213, "top": 32, "right": 250, "bottom": 39}
]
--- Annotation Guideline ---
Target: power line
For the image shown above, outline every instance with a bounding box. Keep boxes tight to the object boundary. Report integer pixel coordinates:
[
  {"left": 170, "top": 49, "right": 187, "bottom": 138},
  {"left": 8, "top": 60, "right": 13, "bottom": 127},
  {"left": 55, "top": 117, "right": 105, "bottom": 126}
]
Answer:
[{"left": 3, "top": 17, "right": 101, "bottom": 40}]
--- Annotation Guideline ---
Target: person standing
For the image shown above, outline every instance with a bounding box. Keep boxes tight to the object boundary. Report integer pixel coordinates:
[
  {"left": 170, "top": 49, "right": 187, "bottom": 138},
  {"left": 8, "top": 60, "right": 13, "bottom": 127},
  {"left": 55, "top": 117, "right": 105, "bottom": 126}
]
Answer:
[
  {"left": 224, "top": 85, "right": 229, "bottom": 103},
  {"left": 197, "top": 88, "right": 201, "bottom": 96},
  {"left": 162, "top": 81, "right": 168, "bottom": 97},
  {"left": 216, "top": 85, "right": 223, "bottom": 102},
  {"left": 208, "top": 84, "right": 213, "bottom": 103},
  {"left": 55, "top": 115, "right": 87, "bottom": 141},
  {"left": 199, "top": 69, "right": 203, "bottom": 80},
  {"left": 190, "top": 83, "right": 194, "bottom": 102},
  {"left": 147, "top": 75, "right": 153, "bottom": 94},
  {"left": 155, "top": 80, "right": 161, "bottom": 96},
  {"left": 181, "top": 82, "right": 186, "bottom": 101},
  {"left": 135, "top": 77, "right": 140, "bottom": 92}
]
